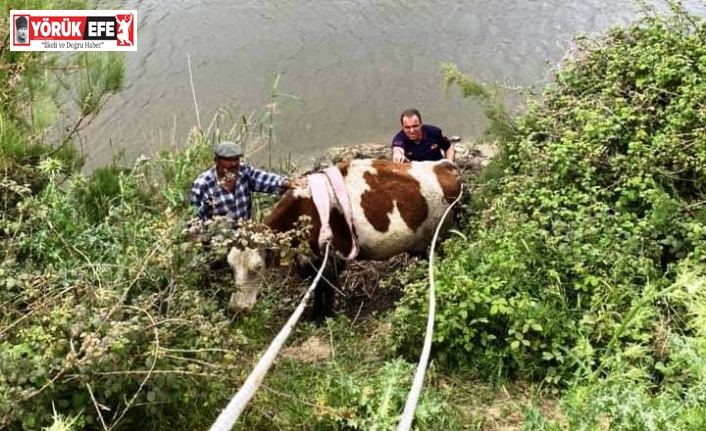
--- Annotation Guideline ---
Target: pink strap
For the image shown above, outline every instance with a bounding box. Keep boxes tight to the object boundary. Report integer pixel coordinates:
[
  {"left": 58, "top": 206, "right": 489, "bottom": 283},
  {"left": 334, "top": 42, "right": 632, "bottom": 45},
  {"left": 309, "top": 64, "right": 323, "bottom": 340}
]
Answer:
[
  {"left": 324, "top": 166, "right": 359, "bottom": 260},
  {"left": 308, "top": 173, "right": 332, "bottom": 251}
]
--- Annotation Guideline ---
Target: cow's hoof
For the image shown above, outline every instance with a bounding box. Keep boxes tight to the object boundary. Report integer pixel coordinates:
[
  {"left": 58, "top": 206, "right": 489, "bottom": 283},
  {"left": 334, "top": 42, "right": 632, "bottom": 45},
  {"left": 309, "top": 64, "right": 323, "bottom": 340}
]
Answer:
[
  {"left": 227, "top": 303, "right": 252, "bottom": 318},
  {"left": 311, "top": 310, "right": 336, "bottom": 326}
]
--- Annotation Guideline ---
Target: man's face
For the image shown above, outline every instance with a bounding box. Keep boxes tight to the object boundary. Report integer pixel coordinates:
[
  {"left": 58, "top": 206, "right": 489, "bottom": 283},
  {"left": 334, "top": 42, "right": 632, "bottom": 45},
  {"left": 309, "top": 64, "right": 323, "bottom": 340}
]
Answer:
[
  {"left": 401, "top": 115, "right": 422, "bottom": 142},
  {"left": 17, "top": 26, "right": 27, "bottom": 41},
  {"left": 215, "top": 157, "right": 240, "bottom": 179}
]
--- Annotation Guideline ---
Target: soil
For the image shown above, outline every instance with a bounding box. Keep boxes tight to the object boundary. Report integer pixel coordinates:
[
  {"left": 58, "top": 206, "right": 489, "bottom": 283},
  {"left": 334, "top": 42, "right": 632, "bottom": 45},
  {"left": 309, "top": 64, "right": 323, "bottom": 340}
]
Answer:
[
  {"left": 338, "top": 254, "right": 412, "bottom": 322},
  {"left": 280, "top": 335, "right": 331, "bottom": 363},
  {"left": 265, "top": 254, "right": 412, "bottom": 323}
]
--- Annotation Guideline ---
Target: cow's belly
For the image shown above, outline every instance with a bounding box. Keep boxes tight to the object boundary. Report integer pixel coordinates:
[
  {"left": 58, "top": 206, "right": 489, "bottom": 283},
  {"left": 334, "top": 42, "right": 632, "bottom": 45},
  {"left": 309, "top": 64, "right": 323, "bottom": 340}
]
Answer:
[
  {"left": 353, "top": 207, "right": 447, "bottom": 260},
  {"left": 357, "top": 234, "right": 429, "bottom": 260}
]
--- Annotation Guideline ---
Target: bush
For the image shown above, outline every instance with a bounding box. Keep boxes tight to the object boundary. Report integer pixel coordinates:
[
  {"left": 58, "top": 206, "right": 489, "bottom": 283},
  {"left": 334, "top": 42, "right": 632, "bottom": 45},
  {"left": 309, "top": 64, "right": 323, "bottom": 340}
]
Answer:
[
  {"left": 76, "top": 165, "right": 156, "bottom": 223},
  {"left": 1, "top": 0, "right": 124, "bottom": 218},
  {"left": 393, "top": 2, "right": 706, "bottom": 385},
  {"left": 524, "top": 259, "right": 706, "bottom": 430},
  {"left": 0, "top": 152, "right": 251, "bottom": 430},
  {"left": 0, "top": 96, "right": 314, "bottom": 429}
]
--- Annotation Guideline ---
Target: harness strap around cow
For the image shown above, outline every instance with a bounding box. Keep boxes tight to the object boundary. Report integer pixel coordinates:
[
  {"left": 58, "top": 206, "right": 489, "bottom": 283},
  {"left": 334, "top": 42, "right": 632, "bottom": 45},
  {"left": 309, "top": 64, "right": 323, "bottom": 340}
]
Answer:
[
  {"left": 323, "top": 166, "right": 359, "bottom": 260},
  {"left": 308, "top": 173, "right": 333, "bottom": 250},
  {"left": 308, "top": 168, "right": 359, "bottom": 260}
]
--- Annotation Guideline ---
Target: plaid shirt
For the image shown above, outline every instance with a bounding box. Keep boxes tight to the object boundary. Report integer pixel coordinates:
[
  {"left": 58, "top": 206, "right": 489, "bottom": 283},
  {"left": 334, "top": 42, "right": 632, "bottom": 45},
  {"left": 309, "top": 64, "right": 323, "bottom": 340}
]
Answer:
[{"left": 190, "top": 164, "right": 286, "bottom": 221}]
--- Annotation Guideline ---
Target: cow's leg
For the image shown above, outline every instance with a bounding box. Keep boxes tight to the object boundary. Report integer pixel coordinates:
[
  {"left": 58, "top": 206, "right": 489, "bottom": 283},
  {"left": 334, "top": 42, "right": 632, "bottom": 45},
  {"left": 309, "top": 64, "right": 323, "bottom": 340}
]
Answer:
[
  {"left": 312, "top": 278, "right": 334, "bottom": 323},
  {"left": 313, "top": 255, "right": 345, "bottom": 323},
  {"left": 299, "top": 258, "right": 345, "bottom": 324},
  {"left": 298, "top": 254, "right": 345, "bottom": 323}
]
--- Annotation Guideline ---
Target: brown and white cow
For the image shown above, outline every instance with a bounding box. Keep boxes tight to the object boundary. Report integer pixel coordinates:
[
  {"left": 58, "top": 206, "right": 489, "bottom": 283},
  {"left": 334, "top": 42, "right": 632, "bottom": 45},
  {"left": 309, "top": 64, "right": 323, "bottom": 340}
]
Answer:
[{"left": 227, "top": 158, "right": 461, "bottom": 320}]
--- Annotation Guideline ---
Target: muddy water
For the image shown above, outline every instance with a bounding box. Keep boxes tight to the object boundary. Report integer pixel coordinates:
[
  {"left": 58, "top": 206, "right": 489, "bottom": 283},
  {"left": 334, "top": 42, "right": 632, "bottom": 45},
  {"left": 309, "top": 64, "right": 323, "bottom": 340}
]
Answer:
[{"left": 84, "top": 0, "right": 705, "bottom": 169}]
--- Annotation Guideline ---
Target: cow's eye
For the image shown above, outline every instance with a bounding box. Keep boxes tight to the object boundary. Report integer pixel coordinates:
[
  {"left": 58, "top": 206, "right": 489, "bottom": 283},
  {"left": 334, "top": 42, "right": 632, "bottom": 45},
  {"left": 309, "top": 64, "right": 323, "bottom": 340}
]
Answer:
[{"left": 251, "top": 259, "right": 265, "bottom": 272}]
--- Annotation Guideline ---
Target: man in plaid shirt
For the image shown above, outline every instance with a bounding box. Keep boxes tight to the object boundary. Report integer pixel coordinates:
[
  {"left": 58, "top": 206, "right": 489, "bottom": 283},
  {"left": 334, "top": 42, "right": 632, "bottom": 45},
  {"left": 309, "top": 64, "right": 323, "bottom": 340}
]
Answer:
[{"left": 190, "top": 141, "right": 306, "bottom": 221}]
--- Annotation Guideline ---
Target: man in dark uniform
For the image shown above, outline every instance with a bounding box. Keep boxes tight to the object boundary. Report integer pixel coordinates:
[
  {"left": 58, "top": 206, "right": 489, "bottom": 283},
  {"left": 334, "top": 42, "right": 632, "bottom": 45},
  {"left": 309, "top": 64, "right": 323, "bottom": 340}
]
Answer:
[{"left": 391, "top": 108, "right": 456, "bottom": 163}]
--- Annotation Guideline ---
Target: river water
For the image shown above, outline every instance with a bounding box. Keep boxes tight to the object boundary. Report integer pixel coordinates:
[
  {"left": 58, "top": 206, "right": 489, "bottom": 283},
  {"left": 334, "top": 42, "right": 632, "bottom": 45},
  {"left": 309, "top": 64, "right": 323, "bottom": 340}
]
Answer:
[{"left": 84, "top": 0, "right": 705, "bottom": 169}]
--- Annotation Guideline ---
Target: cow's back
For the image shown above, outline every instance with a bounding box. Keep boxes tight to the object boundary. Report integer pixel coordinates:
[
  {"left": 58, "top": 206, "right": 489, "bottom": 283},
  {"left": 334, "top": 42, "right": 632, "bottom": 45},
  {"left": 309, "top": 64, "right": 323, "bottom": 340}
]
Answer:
[
  {"left": 265, "top": 159, "right": 460, "bottom": 261},
  {"left": 343, "top": 159, "right": 460, "bottom": 259}
]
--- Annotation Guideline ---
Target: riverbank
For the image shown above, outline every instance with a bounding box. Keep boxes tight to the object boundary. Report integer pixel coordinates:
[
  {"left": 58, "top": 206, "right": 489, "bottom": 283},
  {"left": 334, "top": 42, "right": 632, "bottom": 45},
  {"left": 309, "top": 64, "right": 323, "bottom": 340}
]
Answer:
[{"left": 311, "top": 140, "right": 498, "bottom": 174}]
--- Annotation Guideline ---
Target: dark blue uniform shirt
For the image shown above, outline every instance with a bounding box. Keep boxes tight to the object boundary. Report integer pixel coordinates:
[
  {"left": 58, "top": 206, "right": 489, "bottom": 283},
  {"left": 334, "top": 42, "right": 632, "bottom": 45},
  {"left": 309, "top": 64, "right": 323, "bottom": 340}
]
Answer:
[{"left": 391, "top": 124, "right": 450, "bottom": 161}]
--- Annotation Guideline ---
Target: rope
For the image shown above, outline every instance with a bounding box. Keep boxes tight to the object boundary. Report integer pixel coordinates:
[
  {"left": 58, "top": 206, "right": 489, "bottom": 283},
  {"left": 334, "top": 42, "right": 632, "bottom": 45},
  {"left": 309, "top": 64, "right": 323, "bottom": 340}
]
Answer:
[
  {"left": 397, "top": 186, "right": 464, "bottom": 431},
  {"left": 208, "top": 243, "right": 331, "bottom": 431}
]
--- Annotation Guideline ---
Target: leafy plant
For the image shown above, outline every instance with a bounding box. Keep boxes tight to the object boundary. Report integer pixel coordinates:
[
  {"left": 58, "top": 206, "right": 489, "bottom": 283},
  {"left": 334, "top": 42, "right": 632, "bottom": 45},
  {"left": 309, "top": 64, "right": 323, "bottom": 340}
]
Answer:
[
  {"left": 316, "top": 359, "right": 456, "bottom": 430},
  {"left": 0, "top": 0, "right": 124, "bottom": 217},
  {"left": 524, "top": 259, "right": 706, "bottom": 431},
  {"left": 393, "top": 1, "right": 706, "bottom": 389}
]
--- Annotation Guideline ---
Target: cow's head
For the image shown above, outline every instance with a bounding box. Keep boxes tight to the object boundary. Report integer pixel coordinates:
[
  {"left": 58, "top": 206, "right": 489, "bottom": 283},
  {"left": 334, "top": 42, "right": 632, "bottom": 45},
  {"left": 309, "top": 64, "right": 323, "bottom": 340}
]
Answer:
[
  {"left": 226, "top": 244, "right": 267, "bottom": 312},
  {"left": 225, "top": 215, "right": 313, "bottom": 312}
]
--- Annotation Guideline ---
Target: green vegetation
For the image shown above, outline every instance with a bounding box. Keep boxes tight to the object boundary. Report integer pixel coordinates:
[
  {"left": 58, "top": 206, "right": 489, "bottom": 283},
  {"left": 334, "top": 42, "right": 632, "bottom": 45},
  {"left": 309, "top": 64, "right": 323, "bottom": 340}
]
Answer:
[
  {"left": 4, "top": 0, "right": 706, "bottom": 429},
  {"left": 394, "top": 0, "right": 706, "bottom": 428}
]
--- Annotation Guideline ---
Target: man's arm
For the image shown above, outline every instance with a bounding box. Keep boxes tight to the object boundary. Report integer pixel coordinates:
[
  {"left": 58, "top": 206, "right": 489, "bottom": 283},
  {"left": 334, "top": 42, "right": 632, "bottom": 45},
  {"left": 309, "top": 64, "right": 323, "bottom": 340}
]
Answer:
[
  {"left": 245, "top": 165, "right": 307, "bottom": 195},
  {"left": 189, "top": 182, "right": 209, "bottom": 220},
  {"left": 247, "top": 166, "right": 306, "bottom": 193},
  {"left": 444, "top": 142, "right": 456, "bottom": 163},
  {"left": 437, "top": 130, "right": 458, "bottom": 164},
  {"left": 246, "top": 166, "right": 287, "bottom": 194},
  {"left": 391, "top": 131, "right": 408, "bottom": 163}
]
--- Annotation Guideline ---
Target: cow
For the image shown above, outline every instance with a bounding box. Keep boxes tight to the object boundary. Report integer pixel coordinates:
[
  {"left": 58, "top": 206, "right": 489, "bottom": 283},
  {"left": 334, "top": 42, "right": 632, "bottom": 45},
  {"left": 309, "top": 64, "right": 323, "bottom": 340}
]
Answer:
[{"left": 226, "top": 158, "right": 461, "bottom": 320}]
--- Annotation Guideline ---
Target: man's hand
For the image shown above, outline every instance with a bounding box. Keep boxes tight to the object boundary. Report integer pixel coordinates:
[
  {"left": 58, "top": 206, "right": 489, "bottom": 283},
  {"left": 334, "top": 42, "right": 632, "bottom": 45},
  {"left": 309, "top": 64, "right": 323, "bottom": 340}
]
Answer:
[
  {"left": 444, "top": 142, "right": 457, "bottom": 164},
  {"left": 283, "top": 177, "right": 308, "bottom": 189},
  {"left": 219, "top": 171, "right": 238, "bottom": 192},
  {"left": 392, "top": 147, "right": 408, "bottom": 163}
]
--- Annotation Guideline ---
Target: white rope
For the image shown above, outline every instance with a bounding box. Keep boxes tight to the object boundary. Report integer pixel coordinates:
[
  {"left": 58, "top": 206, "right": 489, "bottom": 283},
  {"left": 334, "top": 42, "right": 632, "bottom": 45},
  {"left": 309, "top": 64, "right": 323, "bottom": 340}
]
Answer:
[
  {"left": 209, "top": 243, "right": 331, "bottom": 431},
  {"left": 397, "top": 186, "right": 464, "bottom": 431}
]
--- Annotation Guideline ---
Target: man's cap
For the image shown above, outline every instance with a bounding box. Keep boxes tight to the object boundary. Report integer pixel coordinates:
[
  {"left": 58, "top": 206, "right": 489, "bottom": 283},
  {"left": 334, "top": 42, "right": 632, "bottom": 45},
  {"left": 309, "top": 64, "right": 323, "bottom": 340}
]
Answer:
[
  {"left": 214, "top": 141, "right": 243, "bottom": 159},
  {"left": 16, "top": 16, "right": 28, "bottom": 29}
]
